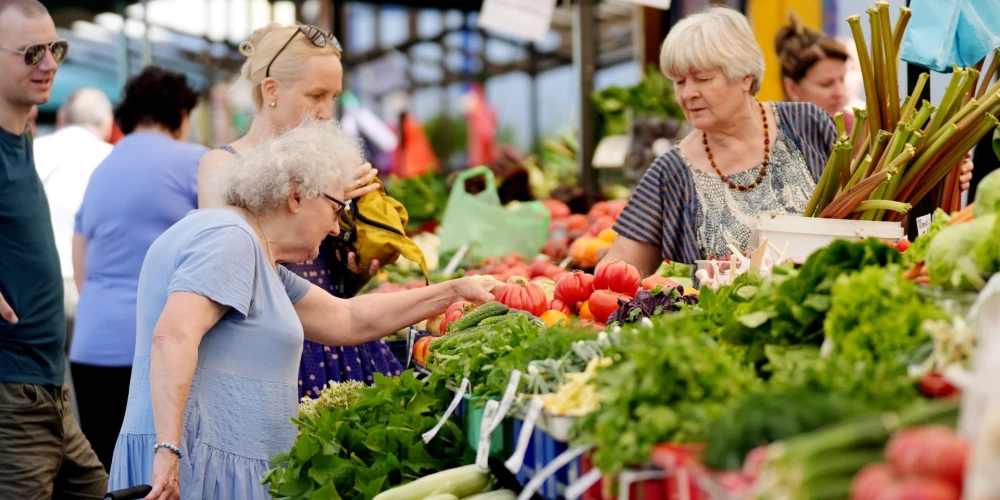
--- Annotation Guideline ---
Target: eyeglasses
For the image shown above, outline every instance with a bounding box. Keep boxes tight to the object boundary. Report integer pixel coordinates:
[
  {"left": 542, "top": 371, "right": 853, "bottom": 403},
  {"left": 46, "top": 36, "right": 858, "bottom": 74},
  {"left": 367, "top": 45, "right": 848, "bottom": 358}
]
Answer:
[
  {"left": 1, "top": 40, "right": 69, "bottom": 66},
  {"left": 324, "top": 193, "right": 348, "bottom": 219},
  {"left": 266, "top": 26, "right": 343, "bottom": 78}
]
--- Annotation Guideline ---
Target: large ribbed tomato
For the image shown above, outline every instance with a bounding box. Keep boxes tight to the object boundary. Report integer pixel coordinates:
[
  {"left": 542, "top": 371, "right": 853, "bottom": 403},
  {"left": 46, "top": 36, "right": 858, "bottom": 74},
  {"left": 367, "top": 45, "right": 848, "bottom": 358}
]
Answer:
[
  {"left": 440, "top": 301, "right": 474, "bottom": 335},
  {"left": 588, "top": 289, "right": 630, "bottom": 324},
  {"left": 548, "top": 299, "right": 572, "bottom": 315},
  {"left": 554, "top": 272, "right": 595, "bottom": 310},
  {"left": 494, "top": 276, "right": 549, "bottom": 316},
  {"left": 594, "top": 260, "right": 641, "bottom": 296}
]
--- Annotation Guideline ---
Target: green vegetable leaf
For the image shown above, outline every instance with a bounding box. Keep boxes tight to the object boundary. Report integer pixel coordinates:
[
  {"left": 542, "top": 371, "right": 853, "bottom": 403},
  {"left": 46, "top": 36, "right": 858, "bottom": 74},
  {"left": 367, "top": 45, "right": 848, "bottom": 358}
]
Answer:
[{"left": 738, "top": 310, "right": 773, "bottom": 329}]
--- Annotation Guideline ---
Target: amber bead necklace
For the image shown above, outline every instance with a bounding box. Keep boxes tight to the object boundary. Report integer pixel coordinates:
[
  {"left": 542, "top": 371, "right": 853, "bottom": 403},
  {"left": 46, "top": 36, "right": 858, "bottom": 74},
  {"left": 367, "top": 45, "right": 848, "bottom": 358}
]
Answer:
[{"left": 701, "top": 100, "right": 769, "bottom": 192}]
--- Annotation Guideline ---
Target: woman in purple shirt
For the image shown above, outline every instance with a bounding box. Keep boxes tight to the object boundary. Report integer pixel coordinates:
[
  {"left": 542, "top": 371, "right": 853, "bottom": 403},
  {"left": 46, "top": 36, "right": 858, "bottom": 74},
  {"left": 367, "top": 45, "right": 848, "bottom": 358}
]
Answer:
[{"left": 71, "top": 66, "right": 207, "bottom": 471}]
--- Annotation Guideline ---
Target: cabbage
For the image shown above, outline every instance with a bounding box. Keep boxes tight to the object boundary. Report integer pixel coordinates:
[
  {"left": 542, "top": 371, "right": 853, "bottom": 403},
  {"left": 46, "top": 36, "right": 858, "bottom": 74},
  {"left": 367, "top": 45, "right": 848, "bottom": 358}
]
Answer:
[
  {"left": 974, "top": 168, "right": 1000, "bottom": 218},
  {"left": 925, "top": 213, "right": 1000, "bottom": 289}
]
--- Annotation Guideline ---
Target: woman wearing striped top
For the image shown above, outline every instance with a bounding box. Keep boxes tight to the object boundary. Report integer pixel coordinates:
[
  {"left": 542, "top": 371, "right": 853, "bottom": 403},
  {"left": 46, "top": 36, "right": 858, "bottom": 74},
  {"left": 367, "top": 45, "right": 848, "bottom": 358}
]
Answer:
[{"left": 603, "top": 6, "right": 970, "bottom": 272}]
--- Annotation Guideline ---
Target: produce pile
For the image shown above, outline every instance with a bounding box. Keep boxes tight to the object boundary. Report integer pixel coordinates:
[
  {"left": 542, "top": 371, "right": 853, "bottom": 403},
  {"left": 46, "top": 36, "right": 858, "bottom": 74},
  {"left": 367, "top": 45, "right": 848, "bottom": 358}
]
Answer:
[{"left": 804, "top": 3, "right": 1000, "bottom": 221}]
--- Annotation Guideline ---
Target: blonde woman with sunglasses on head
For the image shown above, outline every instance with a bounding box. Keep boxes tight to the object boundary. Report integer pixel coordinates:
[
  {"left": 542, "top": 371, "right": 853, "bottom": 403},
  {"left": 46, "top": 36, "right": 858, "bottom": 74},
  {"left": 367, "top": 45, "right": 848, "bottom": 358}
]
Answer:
[{"left": 199, "top": 23, "right": 405, "bottom": 401}]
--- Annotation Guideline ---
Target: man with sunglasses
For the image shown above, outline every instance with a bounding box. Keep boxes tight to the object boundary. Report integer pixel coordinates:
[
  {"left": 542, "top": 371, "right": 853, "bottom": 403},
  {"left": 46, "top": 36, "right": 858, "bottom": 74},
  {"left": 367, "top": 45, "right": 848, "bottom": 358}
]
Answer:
[{"left": 0, "top": 0, "right": 108, "bottom": 497}]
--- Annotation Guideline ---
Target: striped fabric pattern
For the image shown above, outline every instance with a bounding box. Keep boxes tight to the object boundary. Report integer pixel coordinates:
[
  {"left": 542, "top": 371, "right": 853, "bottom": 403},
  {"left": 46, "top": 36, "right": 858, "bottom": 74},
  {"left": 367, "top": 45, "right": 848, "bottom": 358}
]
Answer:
[{"left": 612, "top": 101, "right": 838, "bottom": 265}]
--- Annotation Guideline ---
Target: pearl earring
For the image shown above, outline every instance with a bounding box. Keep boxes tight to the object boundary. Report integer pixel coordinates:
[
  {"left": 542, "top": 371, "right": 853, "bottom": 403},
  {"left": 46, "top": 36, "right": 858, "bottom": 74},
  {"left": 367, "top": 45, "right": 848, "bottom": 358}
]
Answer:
[{"left": 269, "top": 102, "right": 276, "bottom": 108}]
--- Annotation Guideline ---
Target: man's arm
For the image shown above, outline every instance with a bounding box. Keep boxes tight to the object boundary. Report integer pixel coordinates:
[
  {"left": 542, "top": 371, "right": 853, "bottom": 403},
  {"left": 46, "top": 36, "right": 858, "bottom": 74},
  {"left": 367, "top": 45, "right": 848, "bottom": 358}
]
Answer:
[{"left": 72, "top": 233, "right": 87, "bottom": 293}]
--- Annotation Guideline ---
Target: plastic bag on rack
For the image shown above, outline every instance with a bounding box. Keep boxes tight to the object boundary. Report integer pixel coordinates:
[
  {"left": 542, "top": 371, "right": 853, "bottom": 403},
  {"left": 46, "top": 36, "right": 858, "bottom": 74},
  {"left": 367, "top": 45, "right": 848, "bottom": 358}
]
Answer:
[
  {"left": 958, "top": 274, "right": 1000, "bottom": 499},
  {"left": 438, "top": 166, "right": 550, "bottom": 263}
]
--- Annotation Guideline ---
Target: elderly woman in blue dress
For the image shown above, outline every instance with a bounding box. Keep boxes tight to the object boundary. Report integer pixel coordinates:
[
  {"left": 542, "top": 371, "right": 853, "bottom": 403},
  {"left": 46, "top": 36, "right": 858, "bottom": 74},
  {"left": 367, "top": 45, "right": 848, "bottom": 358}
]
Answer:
[
  {"left": 602, "top": 6, "right": 973, "bottom": 273},
  {"left": 108, "top": 118, "right": 498, "bottom": 500}
]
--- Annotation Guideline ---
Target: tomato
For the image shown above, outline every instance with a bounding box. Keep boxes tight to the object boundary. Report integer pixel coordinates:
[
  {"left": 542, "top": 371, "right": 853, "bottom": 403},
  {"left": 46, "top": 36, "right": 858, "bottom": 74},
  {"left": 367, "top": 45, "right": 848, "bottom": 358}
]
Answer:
[
  {"left": 503, "top": 253, "right": 525, "bottom": 267},
  {"left": 412, "top": 336, "right": 434, "bottom": 365},
  {"left": 529, "top": 257, "right": 554, "bottom": 279},
  {"left": 886, "top": 426, "right": 967, "bottom": 485},
  {"left": 587, "top": 201, "right": 611, "bottom": 219},
  {"left": 607, "top": 200, "right": 627, "bottom": 219},
  {"left": 594, "top": 260, "right": 641, "bottom": 296},
  {"left": 565, "top": 214, "right": 590, "bottom": 232},
  {"left": 895, "top": 238, "right": 911, "bottom": 252},
  {"left": 494, "top": 276, "right": 549, "bottom": 316},
  {"left": 588, "top": 216, "right": 615, "bottom": 236},
  {"left": 642, "top": 275, "right": 679, "bottom": 292},
  {"left": 554, "top": 272, "right": 595, "bottom": 309},
  {"left": 441, "top": 301, "right": 475, "bottom": 334},
  {"left": 548, "top": 299, "right": 572, "bottom": 315},
  {"left": 542, "top": 237, "right": 570, "bottom": 261},
  {"left": 540, "top": 310, "right": 570, "bottom": 327},
  {"left": 578, "top": 301, "right": 594, "bottom": 321},
  {"left": 918, "top": 372, "right": 959, "bottom": 398},
  {"left": 588, "top": 289, "right": 630, "bottom": 323},
  {"left": 541, "top": 199, "right": 571, "bottom": 219}
]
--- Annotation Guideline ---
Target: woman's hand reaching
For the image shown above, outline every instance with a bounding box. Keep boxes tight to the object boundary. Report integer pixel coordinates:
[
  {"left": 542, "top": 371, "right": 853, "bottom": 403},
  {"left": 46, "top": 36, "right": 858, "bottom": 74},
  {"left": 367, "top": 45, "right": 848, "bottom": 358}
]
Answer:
[{"left": 345, "top": 162, "right": 380, "bottom": 200}]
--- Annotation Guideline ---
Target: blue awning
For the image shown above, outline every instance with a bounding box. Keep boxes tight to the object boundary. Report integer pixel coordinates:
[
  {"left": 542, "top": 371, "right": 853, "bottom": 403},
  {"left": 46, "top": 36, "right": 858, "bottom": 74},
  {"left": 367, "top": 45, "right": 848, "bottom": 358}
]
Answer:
[{"left": 40, "top": 62, "right": 123, "bottom": 113}]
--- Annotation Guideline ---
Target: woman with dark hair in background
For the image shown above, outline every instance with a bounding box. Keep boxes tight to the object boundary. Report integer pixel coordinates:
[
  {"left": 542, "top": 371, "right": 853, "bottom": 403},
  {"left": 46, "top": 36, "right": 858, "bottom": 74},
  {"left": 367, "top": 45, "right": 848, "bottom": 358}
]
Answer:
[
  {"left": 70, "top": 66, "right": 207, "bottom": 471},
  {"left": 775, "top": 13, "right": 853, "bottom": 128}
]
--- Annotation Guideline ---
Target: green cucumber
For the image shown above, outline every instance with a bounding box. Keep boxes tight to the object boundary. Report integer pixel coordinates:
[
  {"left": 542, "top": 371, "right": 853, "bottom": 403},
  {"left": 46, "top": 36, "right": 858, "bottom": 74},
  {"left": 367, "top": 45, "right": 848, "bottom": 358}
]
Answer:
[
  {"left": 447, "top": 302, "right": 509, "bottom": 332},
  {"left": 372, "top": 465, "right": 489, "bottom": 500}
]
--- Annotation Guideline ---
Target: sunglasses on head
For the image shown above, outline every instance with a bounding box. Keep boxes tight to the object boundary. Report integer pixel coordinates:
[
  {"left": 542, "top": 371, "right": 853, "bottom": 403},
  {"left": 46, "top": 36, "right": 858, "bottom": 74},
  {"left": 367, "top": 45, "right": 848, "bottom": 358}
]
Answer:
[
  {"left": 1, "top": 40, "right": 69, "bottom": 66},
  {"left": 266, "top": 26, "right": 343, "bottom": 78}
]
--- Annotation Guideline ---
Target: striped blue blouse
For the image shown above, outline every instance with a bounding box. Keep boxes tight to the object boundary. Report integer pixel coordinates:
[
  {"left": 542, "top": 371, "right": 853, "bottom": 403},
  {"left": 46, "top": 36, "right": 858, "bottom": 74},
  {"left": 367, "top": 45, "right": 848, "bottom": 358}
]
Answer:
[{"left": 612, "top": 101, "right": 838, "bottom": 265}]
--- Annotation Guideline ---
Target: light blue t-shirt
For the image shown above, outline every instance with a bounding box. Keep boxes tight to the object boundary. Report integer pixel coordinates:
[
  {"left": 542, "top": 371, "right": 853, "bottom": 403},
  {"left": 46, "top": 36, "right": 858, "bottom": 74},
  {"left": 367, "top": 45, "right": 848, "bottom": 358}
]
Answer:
[
  {"left": 71, "top": 132, "right": 207, "bottom": 366},
  {"left": 110, "top": 209, "right": 312, "bottom": 498}
]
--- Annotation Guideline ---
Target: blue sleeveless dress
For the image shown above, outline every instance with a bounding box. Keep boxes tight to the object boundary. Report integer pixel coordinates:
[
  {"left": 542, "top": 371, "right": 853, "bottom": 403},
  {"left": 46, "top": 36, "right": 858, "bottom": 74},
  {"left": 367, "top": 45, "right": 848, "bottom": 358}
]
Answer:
[{"left": 217, "top": 145, "right": 402, "bottom": 399}]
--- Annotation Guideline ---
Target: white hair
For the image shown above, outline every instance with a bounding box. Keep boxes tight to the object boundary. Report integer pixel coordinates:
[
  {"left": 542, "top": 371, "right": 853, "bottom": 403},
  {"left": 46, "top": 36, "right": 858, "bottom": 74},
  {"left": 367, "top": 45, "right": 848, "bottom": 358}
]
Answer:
[
  {"left": 62, "top": 87, "right": 113, "bottom": 129},
  {"left": 217, "top": 117, "right": 365, "bottom": 213},
  {"left": 659, "top": 5, "right": 766, "bottom": 95}
]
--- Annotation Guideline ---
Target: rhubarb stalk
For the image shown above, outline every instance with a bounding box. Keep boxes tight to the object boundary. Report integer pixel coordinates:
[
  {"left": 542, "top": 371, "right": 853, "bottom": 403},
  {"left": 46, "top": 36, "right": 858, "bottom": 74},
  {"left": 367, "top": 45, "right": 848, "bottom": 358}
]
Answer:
[
  {"left": 818, "top": 167, "right": 885, "bottom": 218},
  {"left": 899, "top": 73, "right": 928, "bottom": 121},
  {"left": 854, "top": 200, "right": 911, "bottom": 215},
  {"left": 976, "top": 48, "right": 1000, "bottom": 100},
  {"left": 925, "top": 68, "right": 966, "bottom": 138},
  {"left": 891, "top": 6, "right": 912, "bottom": 55},
  {"left": 878, "top": 2, "right": 899, "bottom": 125},
  {"left": 848, "top": 15, "right": 882, "bottom": 142},
  {"left": 869, "top": 8, "right": 888, "bottom": 129}
]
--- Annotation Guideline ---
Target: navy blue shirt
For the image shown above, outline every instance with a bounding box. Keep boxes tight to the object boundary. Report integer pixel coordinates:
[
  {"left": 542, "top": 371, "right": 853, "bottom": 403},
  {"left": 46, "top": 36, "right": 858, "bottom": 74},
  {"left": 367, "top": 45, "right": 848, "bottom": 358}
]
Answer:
[{"left": 0, "top": 126, "right": 66, "bottom": 386}]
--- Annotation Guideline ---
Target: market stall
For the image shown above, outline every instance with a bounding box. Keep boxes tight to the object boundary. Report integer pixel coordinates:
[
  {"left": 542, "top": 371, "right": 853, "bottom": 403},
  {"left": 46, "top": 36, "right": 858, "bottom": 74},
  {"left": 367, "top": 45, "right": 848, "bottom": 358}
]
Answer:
[{"left": 257, "top": 3, "right": 1000, "bottom": 500}]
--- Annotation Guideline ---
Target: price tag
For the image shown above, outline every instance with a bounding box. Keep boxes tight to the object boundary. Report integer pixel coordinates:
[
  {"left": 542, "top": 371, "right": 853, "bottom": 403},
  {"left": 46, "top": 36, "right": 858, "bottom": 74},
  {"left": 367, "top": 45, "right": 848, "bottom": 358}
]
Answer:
[
  {"left": 618, "top": 469, "right": 666, "bottom": 500},
  {"left": 493, "top": 370, "right": 521, "bottom": 426},
  {"left": 916, "top": 213, "right": 933, "bottom": 237},
  {"left": 478, "top": 0, "right": 557, "bottom": 42},
  {"left": 516, "top": 445, "right": 593, "bottom": 500},
  {"left": 405, "top": 326, "right": 417, "bottom": 368},
  {"left": 422, "top": 378, "right": 469, "bottom": 443},
  {"left": 443, "top": 244, "right": 469, "bottom": 276},
  {"left": 592, "top": 135, "right": 629, "bottom": 169},
  {"left": 505, "top": 397, "right": 544, "bottom": 473},
  {"left": 476, "top": 400, "right": 502, "bottom": 470},
  {"left": 565, "top": 467, "right": 603, "bottom": 500}
]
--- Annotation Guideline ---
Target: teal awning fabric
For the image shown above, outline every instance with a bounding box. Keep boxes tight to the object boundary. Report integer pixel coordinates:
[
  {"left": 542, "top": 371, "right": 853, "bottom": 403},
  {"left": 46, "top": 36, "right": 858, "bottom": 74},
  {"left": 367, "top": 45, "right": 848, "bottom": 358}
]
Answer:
[{"left": 40, "top": 63, "right": 122, "bottom": 113}]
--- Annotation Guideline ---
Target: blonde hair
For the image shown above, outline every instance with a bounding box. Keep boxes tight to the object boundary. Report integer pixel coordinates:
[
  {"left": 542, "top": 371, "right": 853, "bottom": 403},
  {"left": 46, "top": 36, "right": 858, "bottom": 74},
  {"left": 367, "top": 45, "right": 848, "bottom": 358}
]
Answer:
[
  {"left": 659, "top": 5, "right": 765, "bottom": 95},
  {"left": 218, "top": 116, "right": 365, "bottom": 213},
  {"left": 239, "top": 22, "right": 341, "bottom": 108}
]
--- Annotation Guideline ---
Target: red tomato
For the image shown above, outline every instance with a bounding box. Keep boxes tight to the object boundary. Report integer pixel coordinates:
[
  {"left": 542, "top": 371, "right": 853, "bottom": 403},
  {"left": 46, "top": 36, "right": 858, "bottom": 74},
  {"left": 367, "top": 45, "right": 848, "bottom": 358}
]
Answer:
[
  {"left": 896, "top": 238, "right": 911, "bottom": 252},
  {"left": 594, "top": 260, "right": 641, "bottom": 296},
  {"left": 642, "top": 275, "right": 680, "bottom": 291},
  {"left": 494, "top": 277, "right": 549, "bottom": 316},
  {"left": 541, "top": 199, "right": 571, "bottom": 219},
  {"left": 587, "top": 216, "right": 615, "bottom": 236},
  {"left": 529, "top": 257, "right": 553, "bottom": 279},
  {"left": 503, "top": 253, "right": 525, "bottom": 267},
  {"left": 542, "top": 237, "right": 570, "bottom": 261},
  {"left": 587, "top": 201, "right": 611, "bottom": 219},
  {"left": 413, "top": 336, "right": 434, "bottom": 365},
  {"left": 877, "top": 477, "right": 960, "bottom": 500},
  {"left": 505, "top": 265, "right": 531, "bottom": 280},
  {"left": 565, "top": 214, "right": 590, "bottom": 232},
  {"left": 607, "top": 200, "right": 627, "bottom": 219},
  {"left": 886, "top": 426, "right": 968, "bottom": 485},
  {"left": 441, "top": 301, "right": 474, "bottom": 334},
  {"left": 549, "top": 299, "right": 572, "bottom": 315},
  {"left": 588, "top": 289, "right": 630, "bottom": 323},
  {"left": 918, "top": 372, "right": 959, "bottom": 398},
  {"left": 554, "top": 272, "right": 596, "bottom": 309}
]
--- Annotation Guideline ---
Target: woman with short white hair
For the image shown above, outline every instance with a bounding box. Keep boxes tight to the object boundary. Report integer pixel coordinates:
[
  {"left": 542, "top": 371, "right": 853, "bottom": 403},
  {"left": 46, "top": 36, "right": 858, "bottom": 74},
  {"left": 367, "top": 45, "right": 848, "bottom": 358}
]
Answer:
[
  {"left": 604, "top": 5, "right": 835, "bottom": 270},
  {"left": 603, "top": 6, "right": 973, "bottom": 272},
  {"left": 109, "top": 118, "right": 497, "bottom": 500}
]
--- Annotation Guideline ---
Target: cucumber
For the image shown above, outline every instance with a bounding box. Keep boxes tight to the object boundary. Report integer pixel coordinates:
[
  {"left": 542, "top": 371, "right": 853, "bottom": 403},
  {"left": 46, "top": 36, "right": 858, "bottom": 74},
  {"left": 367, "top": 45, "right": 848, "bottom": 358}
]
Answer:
[
  {"left": 372, "top": 465, "right": 489, "bottom": 500},
  {"left": 463, "top": 490, "right": 517, "bottom": 500},
  {"left": 447, "top": 302, "right": 509, "bottom": 332},
  {"left": 477, "top": 315, "right": 509, "bottom": 326}
]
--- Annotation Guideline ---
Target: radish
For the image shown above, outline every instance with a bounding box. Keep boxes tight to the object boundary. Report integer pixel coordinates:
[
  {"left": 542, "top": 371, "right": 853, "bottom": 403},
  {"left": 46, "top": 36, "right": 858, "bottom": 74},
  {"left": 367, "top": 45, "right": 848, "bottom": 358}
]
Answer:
[
  {"left": 875, "top": 477, "right": 960, "bottom": 500},
  {"left": 850, "top": 463, "right": 895, "bottom": 500},
  {"left": 886, "top": 426, "right": 968, "bottom": 485}
]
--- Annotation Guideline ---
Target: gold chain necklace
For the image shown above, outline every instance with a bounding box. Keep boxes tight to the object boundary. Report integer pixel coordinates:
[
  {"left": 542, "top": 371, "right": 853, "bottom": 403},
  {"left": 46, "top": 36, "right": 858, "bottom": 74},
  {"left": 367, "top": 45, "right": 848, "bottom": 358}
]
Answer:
[{"left": 243, "top": 208, "right": 276, "bottom": 268}]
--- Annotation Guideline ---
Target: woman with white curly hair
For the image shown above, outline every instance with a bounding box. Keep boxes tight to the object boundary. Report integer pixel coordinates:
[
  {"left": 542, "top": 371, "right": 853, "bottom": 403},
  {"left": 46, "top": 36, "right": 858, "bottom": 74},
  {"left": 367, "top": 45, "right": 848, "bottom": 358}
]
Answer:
[{"left": 108, "top": 119, "right": 497, "bottom": 500}]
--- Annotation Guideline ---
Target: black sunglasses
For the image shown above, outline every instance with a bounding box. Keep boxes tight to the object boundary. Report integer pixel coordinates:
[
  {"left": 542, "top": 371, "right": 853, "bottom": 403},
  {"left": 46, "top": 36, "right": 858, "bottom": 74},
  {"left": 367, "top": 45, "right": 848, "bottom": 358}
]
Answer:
[
  {"left": 324, "top": 194, "right": 348, "bottom": 219},
  {"left": 266, "top": 26, "right": 343, "bottom": 78},
  {"left": 1, "top": 40, "right": 68, "bottom": 66}
]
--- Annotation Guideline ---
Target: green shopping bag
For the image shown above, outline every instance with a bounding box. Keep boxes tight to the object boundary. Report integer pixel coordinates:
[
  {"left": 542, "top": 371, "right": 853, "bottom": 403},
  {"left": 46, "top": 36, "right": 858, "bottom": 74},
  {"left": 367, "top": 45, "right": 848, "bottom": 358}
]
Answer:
[{"left": 438, "top": 167, "right": 551, "bottom": 263}]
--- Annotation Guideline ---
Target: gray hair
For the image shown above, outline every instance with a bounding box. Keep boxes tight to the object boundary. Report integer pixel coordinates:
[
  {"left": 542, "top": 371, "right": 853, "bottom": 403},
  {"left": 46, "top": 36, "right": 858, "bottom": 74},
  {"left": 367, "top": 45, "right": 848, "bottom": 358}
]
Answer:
[
  {"left": 660, "top": 5, "right": 765, "bottom": 95},
  {"left": 218, "top": 117, "right": 365, "bottom": 213},
  {"left": 62, "top": 88, "right": 113, "bottom": 130}
]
